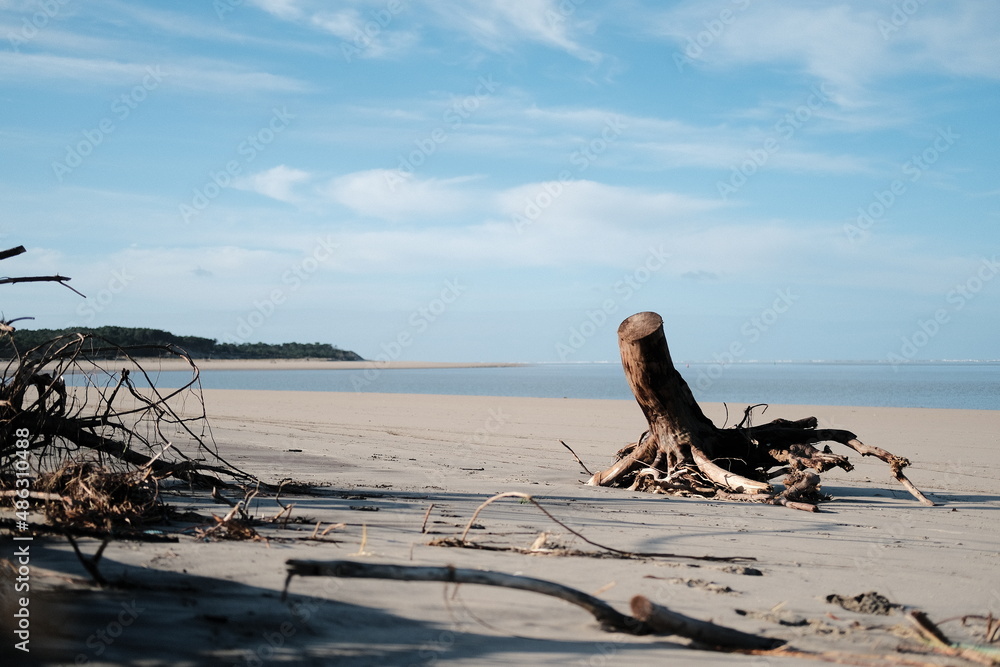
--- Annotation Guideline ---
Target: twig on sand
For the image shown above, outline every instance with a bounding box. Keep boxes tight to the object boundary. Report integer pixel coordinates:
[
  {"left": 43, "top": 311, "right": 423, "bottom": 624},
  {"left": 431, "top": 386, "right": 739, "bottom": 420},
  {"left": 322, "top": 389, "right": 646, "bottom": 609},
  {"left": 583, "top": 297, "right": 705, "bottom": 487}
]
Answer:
[
  {"left": 560, "top": 440, "right": 593, "bottom": 475},
  {"left": 66, "top": 534, "right": 110, "bottom": 587},
  {"left": 420, "top": 503, "right": 435, "bottom": 533},
  {"left": 437, "top": 491, "right": 753, "bottom": 563}
]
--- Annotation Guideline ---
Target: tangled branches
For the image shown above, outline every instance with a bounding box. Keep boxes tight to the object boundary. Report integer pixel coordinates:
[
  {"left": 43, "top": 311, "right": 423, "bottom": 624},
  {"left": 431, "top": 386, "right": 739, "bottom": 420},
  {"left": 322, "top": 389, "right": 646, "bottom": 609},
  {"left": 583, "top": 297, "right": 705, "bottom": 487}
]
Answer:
[{"left": 1, "top": 333, "right": 256, "bottom": 516}]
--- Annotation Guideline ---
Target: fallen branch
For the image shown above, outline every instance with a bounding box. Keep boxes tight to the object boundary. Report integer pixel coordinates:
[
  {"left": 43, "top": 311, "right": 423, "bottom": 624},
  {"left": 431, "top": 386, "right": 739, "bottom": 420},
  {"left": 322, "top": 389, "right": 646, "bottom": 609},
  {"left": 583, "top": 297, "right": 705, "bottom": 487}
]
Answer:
[
  {"left": 630, "top": 595, "right": 783, "bottom": 650},
  {"left": 283, "top": 558, "right": 790, "bottom": 650},
  {"left": 437, "top": 491, "right": 753, "bottom": 563},
  {"left": 0, "top": 274, "right": 86, "bottom": 297},
  {"left": 284, "top": 559, "right": 643, "bottom": 632}
]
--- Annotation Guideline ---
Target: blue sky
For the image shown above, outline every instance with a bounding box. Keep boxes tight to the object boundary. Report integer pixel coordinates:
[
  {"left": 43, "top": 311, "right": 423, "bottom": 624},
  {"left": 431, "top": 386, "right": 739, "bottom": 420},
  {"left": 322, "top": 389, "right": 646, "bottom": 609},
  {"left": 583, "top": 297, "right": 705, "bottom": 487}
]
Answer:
[{"left": 1, "top": 0, "right": 998, "bottom": 363}]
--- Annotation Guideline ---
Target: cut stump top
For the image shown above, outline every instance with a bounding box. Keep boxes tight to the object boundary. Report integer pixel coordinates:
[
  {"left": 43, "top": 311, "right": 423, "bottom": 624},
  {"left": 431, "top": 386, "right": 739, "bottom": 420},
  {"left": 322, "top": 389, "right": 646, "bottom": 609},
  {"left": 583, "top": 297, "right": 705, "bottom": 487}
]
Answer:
[{"left": 618, "top": 311, "right": 663, "bottom": 341}]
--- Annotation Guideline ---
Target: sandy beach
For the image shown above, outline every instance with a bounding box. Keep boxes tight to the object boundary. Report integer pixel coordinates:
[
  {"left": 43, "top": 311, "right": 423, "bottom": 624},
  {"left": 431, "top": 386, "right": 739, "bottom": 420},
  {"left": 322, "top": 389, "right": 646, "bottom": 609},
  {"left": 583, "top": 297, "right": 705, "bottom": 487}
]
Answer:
[{"left": 6, "top": 390, "right": 1000, "bottom": 666}]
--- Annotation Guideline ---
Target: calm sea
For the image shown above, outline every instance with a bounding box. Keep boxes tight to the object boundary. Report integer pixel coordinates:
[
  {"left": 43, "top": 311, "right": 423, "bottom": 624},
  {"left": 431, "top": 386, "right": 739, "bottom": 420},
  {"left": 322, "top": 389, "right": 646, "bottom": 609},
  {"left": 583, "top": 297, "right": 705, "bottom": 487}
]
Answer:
[{"left": 71, "top": 362, "right": 1000, "bottom": 410}]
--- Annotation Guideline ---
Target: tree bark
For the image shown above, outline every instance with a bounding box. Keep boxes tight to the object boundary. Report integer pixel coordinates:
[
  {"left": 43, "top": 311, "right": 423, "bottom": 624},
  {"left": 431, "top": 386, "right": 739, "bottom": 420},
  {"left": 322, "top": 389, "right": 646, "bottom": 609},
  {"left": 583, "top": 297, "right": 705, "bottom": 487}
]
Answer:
[{"left": 587, "top": 312, "right": 932, "bottom": 510}]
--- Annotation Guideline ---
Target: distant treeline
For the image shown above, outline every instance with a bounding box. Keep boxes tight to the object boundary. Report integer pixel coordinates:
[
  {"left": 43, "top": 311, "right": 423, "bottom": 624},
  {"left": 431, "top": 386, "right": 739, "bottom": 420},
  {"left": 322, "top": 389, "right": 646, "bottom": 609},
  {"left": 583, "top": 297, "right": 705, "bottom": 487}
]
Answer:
[{"left": 0, "top": 326, "right": 364, "bottom": 361}]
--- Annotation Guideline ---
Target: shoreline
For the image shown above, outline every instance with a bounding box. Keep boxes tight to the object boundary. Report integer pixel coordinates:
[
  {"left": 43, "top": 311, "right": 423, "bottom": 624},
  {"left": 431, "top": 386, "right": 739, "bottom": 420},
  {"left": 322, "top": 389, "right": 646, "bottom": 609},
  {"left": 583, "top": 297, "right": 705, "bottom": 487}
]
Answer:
[{"left": 60, "top": 358, "right": 528, "bottom": 372}]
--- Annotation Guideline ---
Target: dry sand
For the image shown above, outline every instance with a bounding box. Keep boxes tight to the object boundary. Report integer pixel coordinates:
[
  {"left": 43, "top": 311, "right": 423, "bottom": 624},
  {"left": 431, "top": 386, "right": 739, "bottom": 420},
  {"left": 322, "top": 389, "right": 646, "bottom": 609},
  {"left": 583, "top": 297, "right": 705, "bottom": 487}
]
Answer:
[{"left": 6, "top": 390, "right": 1000, "bottom": 666}]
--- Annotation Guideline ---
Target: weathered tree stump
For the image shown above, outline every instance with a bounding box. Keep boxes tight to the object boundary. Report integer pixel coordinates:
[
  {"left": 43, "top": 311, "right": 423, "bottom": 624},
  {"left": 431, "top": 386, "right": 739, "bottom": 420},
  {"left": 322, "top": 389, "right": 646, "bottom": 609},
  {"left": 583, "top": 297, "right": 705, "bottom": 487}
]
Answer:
[{"left": 588, "top": 312, "right": 933, "bottom": 511}]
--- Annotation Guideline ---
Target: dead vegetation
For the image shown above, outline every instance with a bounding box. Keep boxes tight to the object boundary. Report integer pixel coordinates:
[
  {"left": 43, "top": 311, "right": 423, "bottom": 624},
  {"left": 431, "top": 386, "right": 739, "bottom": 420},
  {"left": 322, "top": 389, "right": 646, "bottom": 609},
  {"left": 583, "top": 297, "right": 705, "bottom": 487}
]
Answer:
[
  {"left": 585, "top": 312, "right": 933, "bottom": 511},
  {"left": 0, "top": 330, "right": 259, "bottom": 538},
  {"left": 1, "top": 243, "right": 271, "bottom": 549}
]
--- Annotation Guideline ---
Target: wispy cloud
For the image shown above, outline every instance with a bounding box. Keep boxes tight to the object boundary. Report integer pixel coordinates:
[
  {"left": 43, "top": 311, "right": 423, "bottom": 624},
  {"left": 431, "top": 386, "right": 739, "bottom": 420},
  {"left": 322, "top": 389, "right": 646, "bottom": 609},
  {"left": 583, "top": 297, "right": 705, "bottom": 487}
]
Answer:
[
  {"left": 248, "top": 0, "right": 303, "bottom": 21},
  {"left": 428, "top": 0, "right": 603, "bottom": 63},
  {"left": 322, "top": 169, "right": 483, "bottom": 222},
  {"left": 235, "top": 165, "right": 312, "bottom": 202},
  {"left": 653, "top": 1, "right": 1000, "bottom": 106},
  {"left": 0, "top": 52, "right": 310, "bottom": 94},
  {"left": 243, "top": 0, "right": 602, "bottom": 63},
  {"left": 310, "top": 9, "right": 419, "bottom": 59}
]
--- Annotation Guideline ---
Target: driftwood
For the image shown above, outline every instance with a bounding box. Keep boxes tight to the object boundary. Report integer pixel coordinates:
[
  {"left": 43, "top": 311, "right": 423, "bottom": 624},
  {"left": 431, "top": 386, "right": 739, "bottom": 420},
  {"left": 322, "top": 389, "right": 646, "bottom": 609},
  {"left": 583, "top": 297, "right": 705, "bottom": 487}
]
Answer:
[
  {"left": 587, "top": 312, "right": 933, "bottom": 511},
  {"left": 0, "top": 244, "right": 84, "bottom": 296},
  {"left": 1, "top": 332, "right": 253, "bottom": 488},
  {"left": 630, "top": 595, "right": 782, "bottom": 650},
  {"left": 283, "top": 560, "right": 1000, "bottom": 664},
  {"left": 2, "top": 247, "right": 258, "bottom": 542},
  {"left": 282, "top": 558, "right": 783, "bottom": 650}
]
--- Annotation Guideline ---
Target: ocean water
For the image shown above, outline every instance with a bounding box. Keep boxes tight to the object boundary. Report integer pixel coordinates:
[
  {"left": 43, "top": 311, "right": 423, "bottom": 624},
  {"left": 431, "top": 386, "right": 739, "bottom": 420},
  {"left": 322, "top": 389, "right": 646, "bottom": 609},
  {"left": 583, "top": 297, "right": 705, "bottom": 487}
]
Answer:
[{"left": 67, "top": 362, "right": 1000, "bottom": 410}]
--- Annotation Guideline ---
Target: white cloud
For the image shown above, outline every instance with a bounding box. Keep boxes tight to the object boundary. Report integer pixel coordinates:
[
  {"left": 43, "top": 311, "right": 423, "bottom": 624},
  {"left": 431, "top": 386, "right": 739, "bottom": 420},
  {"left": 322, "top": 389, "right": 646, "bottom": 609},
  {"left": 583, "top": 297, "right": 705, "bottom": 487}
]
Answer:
[
  {"left": 429, "top": 0, "right": 602, "bottom": 63},
  {"left": 497, "top": 179, "right": 722, "bottom": 233},
  {"left": 308, "top": 9, "right": 360, "bottom": 40},
  {"left": 235, "top": 165, "right": 312, "bottom": 202},
  {"left": 310, "top": 9, "right": 418, "bottom": 59},
  {"left": 246, "top": 0, "right": 601, "bottom": 63},
  {"left": 654, "top": 1, "right": 1000, "bottom": 106},
  {"left": 0, "top": 52, "right": 310, "bottom": 94},
  {"left": 248, "top": 0, "right": 303, "bottom": 21},
  {"left": 323, "top": 170, "right": 482, "bottom": 222},
  {"left": 900, "top": 3, "right": 1000, "bottom": 80}
]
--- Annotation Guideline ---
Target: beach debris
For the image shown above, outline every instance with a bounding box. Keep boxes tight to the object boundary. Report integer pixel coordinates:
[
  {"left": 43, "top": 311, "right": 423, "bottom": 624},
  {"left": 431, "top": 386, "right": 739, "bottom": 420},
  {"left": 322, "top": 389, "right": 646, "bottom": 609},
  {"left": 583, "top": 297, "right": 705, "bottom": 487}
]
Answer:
[
  {"left": 826, "top": 591, "right": 901, "bottom": 616},
  {"left": 643, "top": 575, "right": 737, "bottom": 595},
  {"left": 585, "top": 312, "right": 934, "bottom": 511},
  {"left": 283, "top": 559, "right": 1000, "bottom": 664},
  {"left": 33, "top": 461, "right": 164, "bottom": 534},
  {"left": 630, "top": 594, "right": 783, "bottom": 649},
  {"left": 282, "top": 558, "right": 785, "bottom": 650},
  {"left": 427, "top": 491, "right": 754, "bottom": 563},
  {"left": 901, "top": 610, "right": 1000, "bottom": 666},
  {"left": 195, "top": 497, "right": 264, "bottom": 542},
  {"left": 1, "top": 317, "right": 261, "bottom": 543},
  {"left": 0, "top": 244, "right": 84, "bottom": 296}
]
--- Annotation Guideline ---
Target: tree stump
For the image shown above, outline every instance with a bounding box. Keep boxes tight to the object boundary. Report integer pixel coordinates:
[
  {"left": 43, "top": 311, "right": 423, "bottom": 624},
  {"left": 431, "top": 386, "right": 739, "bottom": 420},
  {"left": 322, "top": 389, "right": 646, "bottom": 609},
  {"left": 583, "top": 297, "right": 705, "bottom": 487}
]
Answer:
[{"left": 587, "top": 312, "right": 933, "bottom": 511}]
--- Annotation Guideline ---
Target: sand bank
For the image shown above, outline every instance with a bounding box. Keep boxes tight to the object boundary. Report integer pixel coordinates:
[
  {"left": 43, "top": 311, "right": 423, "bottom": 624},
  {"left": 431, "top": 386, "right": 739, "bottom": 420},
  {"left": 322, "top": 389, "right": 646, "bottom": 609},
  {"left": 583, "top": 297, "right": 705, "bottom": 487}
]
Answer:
[
  {"left": 7, "top": 391, "right": 999, "bottom": 665},
  {"left": 79, "top": 358, "right": 526, "bottom": 372}
]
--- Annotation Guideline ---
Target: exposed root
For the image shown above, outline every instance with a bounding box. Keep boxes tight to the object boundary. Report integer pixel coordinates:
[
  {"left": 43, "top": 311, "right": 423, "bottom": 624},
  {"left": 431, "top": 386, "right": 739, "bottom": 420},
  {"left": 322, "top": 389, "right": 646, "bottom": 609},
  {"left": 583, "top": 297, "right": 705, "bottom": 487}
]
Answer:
[{"left": 585, "top": 312, "right": 934, "bottom": 510}]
